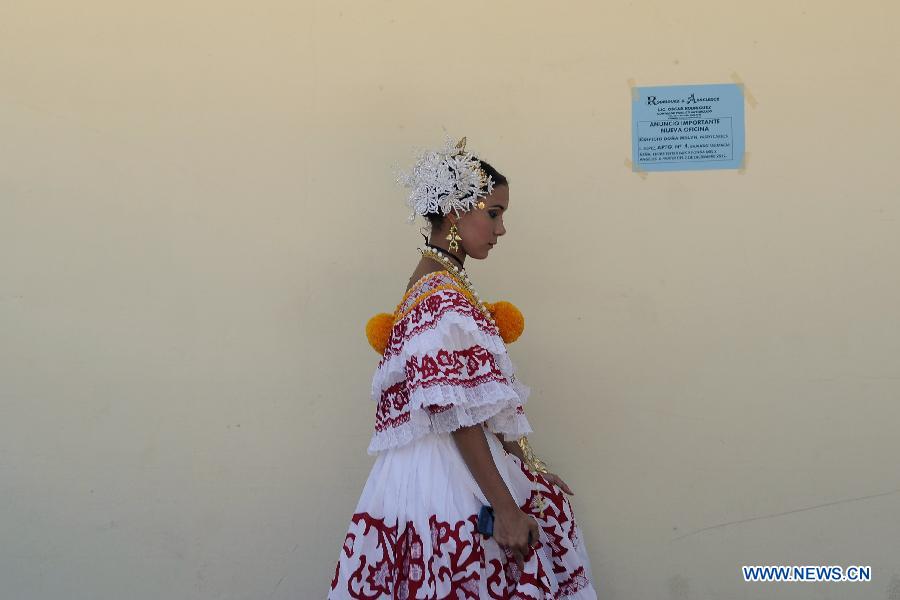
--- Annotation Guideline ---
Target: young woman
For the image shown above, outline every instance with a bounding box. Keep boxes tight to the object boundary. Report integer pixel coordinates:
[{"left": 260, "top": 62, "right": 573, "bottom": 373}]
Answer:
[{"left": 327, "top": 137, "right": 598, "bottom": 599}]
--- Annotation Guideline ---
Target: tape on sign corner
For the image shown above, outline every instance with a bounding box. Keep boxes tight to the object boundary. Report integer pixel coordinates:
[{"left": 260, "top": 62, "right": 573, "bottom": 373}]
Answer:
[
  {"left": 737, "top": 151, "right": 750, "bottom": 174},
  {"left": 730, "top": 72, "right": 758, "bottom": 109},
  {"left": 625, "top": 158, "right": 649, "bottom": 179},
  {"left": 627, "top": 78, "right": 639, "bottom": 102}
]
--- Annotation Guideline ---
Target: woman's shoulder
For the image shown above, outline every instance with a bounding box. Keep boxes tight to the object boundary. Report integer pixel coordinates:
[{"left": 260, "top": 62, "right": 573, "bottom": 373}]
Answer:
[
  {"left": 395, "top": 269, "right": 468, "bottom": 321},
  {"left": 405, "top": 268, "right": 450, "bottom": 295},
  {"left": 378, "top": 269, "right": 500, "bottom": 363}
]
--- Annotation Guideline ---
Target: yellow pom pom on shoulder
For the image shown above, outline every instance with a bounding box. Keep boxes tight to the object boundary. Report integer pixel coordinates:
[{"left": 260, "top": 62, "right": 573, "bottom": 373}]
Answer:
[
  {"left": 487, "top": 301, "right": 525, "bottom": 343},
  {"left": 365, "top": 313, "right": 394, "bottom": 354}
]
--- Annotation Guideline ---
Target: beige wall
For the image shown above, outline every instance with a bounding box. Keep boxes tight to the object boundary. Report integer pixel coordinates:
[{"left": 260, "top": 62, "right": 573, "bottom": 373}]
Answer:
[{"left": 2, "top": 2, "right": 899, "bottom": 599}]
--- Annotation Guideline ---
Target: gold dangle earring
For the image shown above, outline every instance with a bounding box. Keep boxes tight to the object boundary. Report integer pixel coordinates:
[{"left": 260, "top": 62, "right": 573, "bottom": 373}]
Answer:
[{"left": 446, "top": 221, "right": 462, "bottom": 252}]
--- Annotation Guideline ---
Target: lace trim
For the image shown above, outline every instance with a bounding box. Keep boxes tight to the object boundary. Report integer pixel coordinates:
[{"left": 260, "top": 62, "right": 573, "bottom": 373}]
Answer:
[
  {"left": 395, "top": 283, "right": 481, "bottom": 325},
  {"left": 377, "top": 290, "right": 503, "bottom": 373},
  {"left": 372, "top": 309, "right": 522, "bottom": 403},
  {"left": 370, "top": 344, "right": 532, "bottom": 455},
  {"left": 368, "top": 401, "right": 533, "bottom": 454},
  {"left": 368, "top": 275, "right": 532, "bottom": 454},
  {"left": 395, "top": 270, "right": 452, "bottom": 316}
]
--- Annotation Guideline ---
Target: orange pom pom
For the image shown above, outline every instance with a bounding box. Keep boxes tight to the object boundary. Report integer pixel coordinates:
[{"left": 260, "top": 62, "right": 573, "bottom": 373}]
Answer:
[
  {"left": 487, "top": 301, "right": 525, "bottom": 343},
  {"left": 365, "top": 313, "right": 394, "bottom": 354}
]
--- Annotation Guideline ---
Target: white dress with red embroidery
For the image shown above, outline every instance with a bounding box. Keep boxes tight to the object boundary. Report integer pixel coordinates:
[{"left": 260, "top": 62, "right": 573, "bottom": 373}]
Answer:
[{"left": 328, "top": 272, "right": 598, "bottom": 599}]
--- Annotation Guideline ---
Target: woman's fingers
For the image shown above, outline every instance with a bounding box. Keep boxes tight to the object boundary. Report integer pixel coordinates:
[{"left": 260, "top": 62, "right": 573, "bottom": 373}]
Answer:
[
  {"left": 528, "top": 519, "right": 541, "bottom": 550},
  {"left": 511, "top": 547, "right": 525, "bottom": 572},
  {"left": 548, "top": 473, "right": 575, "bottom": 495},
  {"left": 495, "top": 511, "right": 540, "bottom": 573}
]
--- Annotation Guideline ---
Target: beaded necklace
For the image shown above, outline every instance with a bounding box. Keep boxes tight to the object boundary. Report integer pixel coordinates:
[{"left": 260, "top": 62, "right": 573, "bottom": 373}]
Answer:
[{"left": 417, "top": 246, "right": 495, "bottom": 326}]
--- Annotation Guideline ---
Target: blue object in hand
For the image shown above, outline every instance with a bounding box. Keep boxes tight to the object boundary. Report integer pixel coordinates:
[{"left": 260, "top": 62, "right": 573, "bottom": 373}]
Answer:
[
  {"left": 476, "top": 505, "right": 494, "bottom": 538},
  {"left": 477, "top": 505, "right": 537, "bottom": 546}
]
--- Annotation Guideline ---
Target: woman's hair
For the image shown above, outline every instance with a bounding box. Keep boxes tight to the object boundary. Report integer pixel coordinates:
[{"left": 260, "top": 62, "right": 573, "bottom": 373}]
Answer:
[{"left": 425, "top": 159, "right": 508, "bottom": 229}]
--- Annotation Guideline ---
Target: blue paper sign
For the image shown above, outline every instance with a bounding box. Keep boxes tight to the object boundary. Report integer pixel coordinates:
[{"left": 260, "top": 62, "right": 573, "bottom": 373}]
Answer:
[{"left": 631, "top": 83, "right": 745, "bottom": 171}]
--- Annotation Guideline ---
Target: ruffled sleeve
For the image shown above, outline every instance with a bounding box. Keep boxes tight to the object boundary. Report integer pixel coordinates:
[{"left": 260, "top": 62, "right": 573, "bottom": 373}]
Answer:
[{"left": 367, "top": 281, "right": 532, "bottom": 455}]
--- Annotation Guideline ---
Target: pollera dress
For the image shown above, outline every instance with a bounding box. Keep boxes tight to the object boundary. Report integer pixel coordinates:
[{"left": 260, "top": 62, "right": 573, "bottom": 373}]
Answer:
[{"left": 327, "top": 270, "right": 598, "bottom": 599}]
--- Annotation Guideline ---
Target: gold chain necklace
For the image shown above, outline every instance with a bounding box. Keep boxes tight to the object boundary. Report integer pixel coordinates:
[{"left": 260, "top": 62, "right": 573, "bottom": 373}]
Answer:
[{"left": 418, "top": 247, "right": 495, "bottom": 325}]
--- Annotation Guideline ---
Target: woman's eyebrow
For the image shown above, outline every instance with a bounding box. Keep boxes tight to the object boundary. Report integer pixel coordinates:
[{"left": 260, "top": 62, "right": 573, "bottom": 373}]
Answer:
[{"left": 489, "top": 204, "right": 506, "bottom": 210}]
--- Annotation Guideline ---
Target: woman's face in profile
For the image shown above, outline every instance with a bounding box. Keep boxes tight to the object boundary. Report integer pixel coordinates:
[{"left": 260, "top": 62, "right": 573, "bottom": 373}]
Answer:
[{"left": 455, "top": 185, "right": 509, "bottom": 260}]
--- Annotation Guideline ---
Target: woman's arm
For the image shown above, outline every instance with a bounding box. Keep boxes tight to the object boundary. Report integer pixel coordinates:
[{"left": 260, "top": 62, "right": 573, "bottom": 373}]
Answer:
[
  {"left": 452, "top": 425, "right": 517, "bottom": 511},
  {"left": 493, "top": 431, "right": 526, "bottom": 461},
  {"left": 451, "top": 424, "right": 538, "bottom": 571}
]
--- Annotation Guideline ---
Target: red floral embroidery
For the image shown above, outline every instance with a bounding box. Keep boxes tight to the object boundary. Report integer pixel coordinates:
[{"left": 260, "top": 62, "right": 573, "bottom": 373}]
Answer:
[
  {"left": 368, "top": 280, "right": 532, "bottom": 454},
  {"left": 514, "top": 456, "right": 589, "bottom": 586},
  {"left": 343, "top": 513, "right": 398, "bottom": 599},
  {"left": 406, "top": 345, "right": 505, "bottom": 392},
  {"left": 329, "top": 512, "right": 563, "bottom": 599},
  {"left": 394, "top": 520, "right": 426, "bottom": 599},
  {"left": 374, "top": 380, "right": 411, "bottom": 433},
  {"left": 485, "top": 550, "right": 558, "bottom": 600},
  {"left": 380, "top": 288, "right": 498, "bottom": 364},
  {"left": 427, "top": 515, "right": 482, "bottom": 598},
  {"left": 373, "top": 345, "right": 508, "bottom": 435},
  {"left": 558, "top": 565, "right": 590, "bottom": 597}
]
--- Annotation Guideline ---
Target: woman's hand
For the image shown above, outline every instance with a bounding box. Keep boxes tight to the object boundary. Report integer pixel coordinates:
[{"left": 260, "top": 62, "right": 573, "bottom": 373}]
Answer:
[
  {"left": 492, "top": 505, "right": 540, "bottom": 572},
  {"left": 544, "top": 472, "right": 574, "bottom": 495}
]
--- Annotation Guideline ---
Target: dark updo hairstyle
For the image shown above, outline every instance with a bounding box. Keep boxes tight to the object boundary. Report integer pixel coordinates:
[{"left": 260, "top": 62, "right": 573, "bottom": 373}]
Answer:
[{"left": 424, "top": 159, "right": 508, "bottom": 229}]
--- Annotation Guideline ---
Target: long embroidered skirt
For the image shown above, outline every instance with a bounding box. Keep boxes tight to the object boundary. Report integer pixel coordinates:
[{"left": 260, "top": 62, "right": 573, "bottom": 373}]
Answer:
[{"left": 327, "top": 430, "right": 597, "bottom": 599}]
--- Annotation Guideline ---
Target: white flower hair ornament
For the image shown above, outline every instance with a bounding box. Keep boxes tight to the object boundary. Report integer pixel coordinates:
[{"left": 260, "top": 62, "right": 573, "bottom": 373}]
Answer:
[{"left": 398, "top": 136, "right": 494, "bottom": 224}]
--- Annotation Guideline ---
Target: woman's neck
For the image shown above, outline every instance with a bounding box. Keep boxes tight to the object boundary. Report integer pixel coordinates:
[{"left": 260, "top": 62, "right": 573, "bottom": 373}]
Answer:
[{"left": 425, "top": 240, "right": 466, "bottom": 269}]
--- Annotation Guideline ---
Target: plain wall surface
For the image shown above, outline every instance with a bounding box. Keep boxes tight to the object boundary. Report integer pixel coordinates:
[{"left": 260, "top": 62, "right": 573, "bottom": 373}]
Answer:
[{"left": 2, "top": 1, "right": 899, "bottom": 599}]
